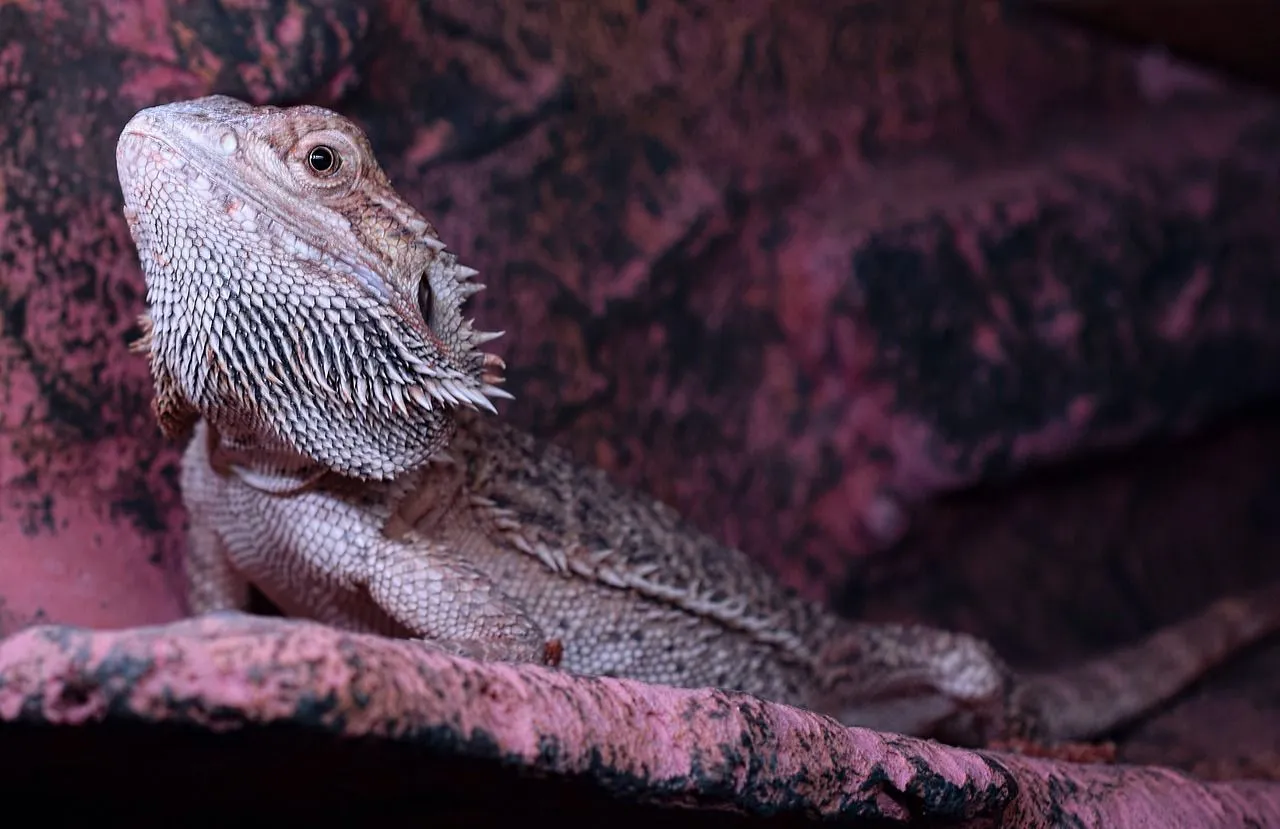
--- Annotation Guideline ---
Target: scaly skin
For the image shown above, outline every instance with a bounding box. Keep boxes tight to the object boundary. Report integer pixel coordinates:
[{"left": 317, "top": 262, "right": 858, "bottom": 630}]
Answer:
[{"left": 116, "top": 95, "right": 1280, "bottom": 746}]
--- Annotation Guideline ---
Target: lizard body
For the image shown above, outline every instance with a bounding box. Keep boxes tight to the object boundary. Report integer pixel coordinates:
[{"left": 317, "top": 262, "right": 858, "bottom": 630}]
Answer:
[{"left": 116, "top": 95, "right": 1280, "bottom": 747}]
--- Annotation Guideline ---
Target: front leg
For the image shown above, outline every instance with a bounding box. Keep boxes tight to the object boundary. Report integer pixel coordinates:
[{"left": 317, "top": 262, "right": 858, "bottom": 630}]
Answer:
[
  {"left": 191, "top": 504, "right": 555, "bottom": 665},
  {"left": 180, "top": 424, "right": 252, "bottom": 615},
  {"left": 364, "top": 536, "right": 560, "bottom": 666},
  {"left": 183, "top": 420, "right": 559, "bottom": 667},
  {"left": 185, "top": 504, "right": 251, "bottom": 614}
]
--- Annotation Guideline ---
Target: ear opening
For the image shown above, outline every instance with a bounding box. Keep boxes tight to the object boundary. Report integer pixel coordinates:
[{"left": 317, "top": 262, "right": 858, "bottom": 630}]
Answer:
[{"left": 416, "top": 269, "right": 433, "bottom": 325}]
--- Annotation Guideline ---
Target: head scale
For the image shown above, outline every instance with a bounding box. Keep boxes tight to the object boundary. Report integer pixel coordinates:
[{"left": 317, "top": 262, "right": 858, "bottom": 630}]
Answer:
[{"left": 116, "top": 95, "right": 508, "bottom": 479}]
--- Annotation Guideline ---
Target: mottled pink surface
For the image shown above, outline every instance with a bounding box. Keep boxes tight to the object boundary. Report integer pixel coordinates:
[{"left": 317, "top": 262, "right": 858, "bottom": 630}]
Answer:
[
  {"left": 0, "top": 614, "right": 1276, "bottom": 825},
  {"left": 4, "top": 0, "right": 1280, "bottom": 819},
  {"left": 6, "top": 2, "right": 1280, "bottom": 637}
]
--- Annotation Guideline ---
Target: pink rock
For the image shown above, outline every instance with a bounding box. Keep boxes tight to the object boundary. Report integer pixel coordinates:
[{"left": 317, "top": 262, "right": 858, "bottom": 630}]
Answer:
[{"left": 0, "top": 614, "right": 1276, "bottom": 825}]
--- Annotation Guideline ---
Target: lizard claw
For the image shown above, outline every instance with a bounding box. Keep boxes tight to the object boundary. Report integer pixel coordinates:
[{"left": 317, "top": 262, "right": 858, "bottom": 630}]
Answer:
[{"left": 542, "top": 638, "right": 565, "bottom": 668}]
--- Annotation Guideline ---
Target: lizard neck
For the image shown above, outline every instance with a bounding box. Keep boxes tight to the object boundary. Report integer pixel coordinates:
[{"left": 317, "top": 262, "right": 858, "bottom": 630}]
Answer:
[
  {"left": 202, "top": 422, "right": 331, "bottom": 495},
  {"left": 202, "top": 410, "right": 463, "bottom": 495}
]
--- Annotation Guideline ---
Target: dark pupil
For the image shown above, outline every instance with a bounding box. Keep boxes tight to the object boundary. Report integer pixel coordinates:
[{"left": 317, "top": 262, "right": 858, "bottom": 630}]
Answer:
[{"left": 307, "top": 145, "right": 337, "bottom": 173}]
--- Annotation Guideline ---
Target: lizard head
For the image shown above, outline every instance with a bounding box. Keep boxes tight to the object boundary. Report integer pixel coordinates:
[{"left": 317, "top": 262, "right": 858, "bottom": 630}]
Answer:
[{"left": 116, "top": 95, "right": 508, "bottom": 480}]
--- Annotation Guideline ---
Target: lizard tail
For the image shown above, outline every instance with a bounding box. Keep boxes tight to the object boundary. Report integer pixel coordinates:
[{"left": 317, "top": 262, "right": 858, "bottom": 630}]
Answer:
[{"left": 1016, "top": 580, "right": 1280, "bottom": 742}]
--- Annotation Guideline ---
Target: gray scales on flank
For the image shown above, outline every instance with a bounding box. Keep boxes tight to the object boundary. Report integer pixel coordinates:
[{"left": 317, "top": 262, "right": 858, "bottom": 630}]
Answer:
[{"left": 116, "top": 95, "right": 1280, "bottom": 747}]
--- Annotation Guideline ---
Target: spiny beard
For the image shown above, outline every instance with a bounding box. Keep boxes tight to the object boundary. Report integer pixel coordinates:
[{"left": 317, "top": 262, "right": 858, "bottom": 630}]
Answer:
[{"left": 152, "top": 255, "right": 511, "bottom": 481}]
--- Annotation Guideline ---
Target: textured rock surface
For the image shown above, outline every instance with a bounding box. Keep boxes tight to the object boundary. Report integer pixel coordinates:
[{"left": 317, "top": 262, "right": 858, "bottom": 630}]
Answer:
[
  {"left": 1, "top": 613, "right": 1278, "bottom": 827},
  {"left": 6, "top": 2, "right": 1280, "bottom": 628},
  {"left": 850, "top": 407, "right": 1280, "bottom": 775},
  {"left": 4, "top": 0, "right": 1280, "bottom": 820},
  {"left": 354, "top": 1, "right": 1280, "bottom": 588}
]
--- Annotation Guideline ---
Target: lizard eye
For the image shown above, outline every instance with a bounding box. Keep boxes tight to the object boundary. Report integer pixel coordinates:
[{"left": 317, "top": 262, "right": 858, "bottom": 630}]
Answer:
[
  {"left": 306, "top": 145, "right": 340, "bottom": 176},
  {"left": 417, "top": 275, "right": 433, "bottom": 323}
]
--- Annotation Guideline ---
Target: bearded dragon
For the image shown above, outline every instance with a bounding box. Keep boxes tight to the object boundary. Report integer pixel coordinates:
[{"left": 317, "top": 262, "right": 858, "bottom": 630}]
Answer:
[{"left": 115, "top": 95, "right": 1280, "bottom": 747}]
